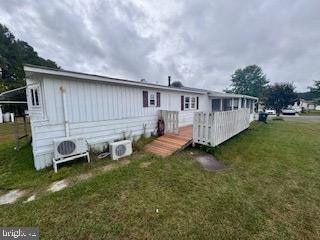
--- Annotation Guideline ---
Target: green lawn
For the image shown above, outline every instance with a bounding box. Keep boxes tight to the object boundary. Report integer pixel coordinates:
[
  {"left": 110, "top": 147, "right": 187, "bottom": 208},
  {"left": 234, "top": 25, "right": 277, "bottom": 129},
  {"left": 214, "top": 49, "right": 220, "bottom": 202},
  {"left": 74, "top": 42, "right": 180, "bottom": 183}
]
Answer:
[
  {"left": 300, "top": 110, "right": 320, "bottom": 116},
  {"left": 0, "top": 120, "right": 320, "bottom": 239}
]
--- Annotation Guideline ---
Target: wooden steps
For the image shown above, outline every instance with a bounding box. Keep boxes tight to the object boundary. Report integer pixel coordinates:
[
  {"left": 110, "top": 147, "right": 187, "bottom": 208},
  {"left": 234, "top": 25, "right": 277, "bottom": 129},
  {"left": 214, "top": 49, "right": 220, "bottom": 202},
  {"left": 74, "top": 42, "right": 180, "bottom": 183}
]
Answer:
[{"left": 144, "top": 125, "right": 193, "bottom": 157}]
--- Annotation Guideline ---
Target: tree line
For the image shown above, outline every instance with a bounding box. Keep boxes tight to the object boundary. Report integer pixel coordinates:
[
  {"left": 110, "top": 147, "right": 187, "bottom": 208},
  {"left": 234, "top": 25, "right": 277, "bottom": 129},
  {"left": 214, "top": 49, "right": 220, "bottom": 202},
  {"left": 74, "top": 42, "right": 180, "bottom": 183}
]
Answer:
[
  {"left": 227, "top": 65, "right": 320, "bottom": 114},
  {"left": 0, "top": 24, "right": 59, "bottom": 92}
]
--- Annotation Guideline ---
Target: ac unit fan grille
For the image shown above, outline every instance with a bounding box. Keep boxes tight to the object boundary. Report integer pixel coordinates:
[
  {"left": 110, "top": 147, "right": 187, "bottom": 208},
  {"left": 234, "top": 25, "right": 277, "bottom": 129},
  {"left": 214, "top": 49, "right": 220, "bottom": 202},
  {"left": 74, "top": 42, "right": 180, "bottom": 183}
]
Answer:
[
  {"left": 115, "top": 144, "right": 126, "bottom": 156},
  {"left": 57, "top": 140, "right": 76, "bottom": 155}
]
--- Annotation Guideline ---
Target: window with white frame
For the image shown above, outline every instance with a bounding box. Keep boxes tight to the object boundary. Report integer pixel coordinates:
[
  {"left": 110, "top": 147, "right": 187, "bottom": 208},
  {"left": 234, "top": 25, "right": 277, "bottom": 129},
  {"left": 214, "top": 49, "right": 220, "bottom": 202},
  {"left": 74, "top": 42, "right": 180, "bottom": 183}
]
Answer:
[
  {"left": 191, "top": 97, "right": 196, "bottom": 109},
  {"left": 184, "top": 96, "right": 196, "bottom": 110},
  {"left": 246, "top": 99, "right": 250, "bottom": 108},
  {"left": 212, "top": 99, "right": 221, "bottom": 111},
  {"left": 241, "top": 98, "right": 245, "bottom": 108},
  {"left": 223, "top": 98, "right": 232, "bottom": 111},
  {"left": 29, "top": 85, "right": 41, "bottom": 108},
  {"left": 149, "top": 92, "right": 156, "bottom": 106},
  {"left": 233, "top": 98, "right": 239, "bottom": 110},
  {"left": 184, "top": 97, "right": 190, "bottom": 109}
]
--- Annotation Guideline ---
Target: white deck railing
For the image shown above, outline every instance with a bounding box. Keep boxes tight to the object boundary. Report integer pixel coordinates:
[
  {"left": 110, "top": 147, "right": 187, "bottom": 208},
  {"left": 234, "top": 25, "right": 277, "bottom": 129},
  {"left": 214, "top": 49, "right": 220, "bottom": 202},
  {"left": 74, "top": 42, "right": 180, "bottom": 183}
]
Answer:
[
  {"left": 159, "top": 110, "right": 179, "bottom": 134},
  {"left": 193, "top": 109, "right": 250, "bottom": 146}
]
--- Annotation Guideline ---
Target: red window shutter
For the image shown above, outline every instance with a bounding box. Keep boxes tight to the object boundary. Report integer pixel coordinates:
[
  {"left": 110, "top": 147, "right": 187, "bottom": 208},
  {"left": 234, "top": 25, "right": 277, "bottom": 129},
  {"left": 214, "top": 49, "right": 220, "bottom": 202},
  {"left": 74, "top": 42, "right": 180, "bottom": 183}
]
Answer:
[
  {"left": 181, "top": 95, "right": 184, "bottom": 111},
  {"left": 196, "top": 96, "right": 199, "bottom": 110},
  {"left": 143, "top": 91, "right": 148, "bottom": 107},
  {"left": 156, "top": 92, "right": 160, "bottom": 107}
]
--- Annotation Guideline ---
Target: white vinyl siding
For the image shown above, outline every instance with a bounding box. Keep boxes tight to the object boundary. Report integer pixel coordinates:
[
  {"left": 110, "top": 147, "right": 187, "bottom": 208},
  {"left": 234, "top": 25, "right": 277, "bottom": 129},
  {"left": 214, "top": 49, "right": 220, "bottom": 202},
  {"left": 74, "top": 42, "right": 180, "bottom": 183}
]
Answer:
[{"left": 27, "top": 76, "right": 209, "bottom": 169}]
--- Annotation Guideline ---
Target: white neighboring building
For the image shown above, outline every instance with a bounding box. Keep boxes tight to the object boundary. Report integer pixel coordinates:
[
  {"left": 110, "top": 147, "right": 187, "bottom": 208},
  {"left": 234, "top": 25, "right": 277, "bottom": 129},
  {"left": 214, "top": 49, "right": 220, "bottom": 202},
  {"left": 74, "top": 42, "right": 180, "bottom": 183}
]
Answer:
[
  {"left": 24, "top": 65, "right": 258, "bottom": 170},
  {"left": 293, "top": 99, "right": 319, "bottom": 112}
]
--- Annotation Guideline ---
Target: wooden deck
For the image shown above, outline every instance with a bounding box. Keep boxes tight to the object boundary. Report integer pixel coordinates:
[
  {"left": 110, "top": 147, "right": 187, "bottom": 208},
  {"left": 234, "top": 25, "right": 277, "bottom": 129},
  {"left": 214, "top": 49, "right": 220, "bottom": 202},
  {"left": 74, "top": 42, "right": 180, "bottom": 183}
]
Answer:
[{"left": 144, "top": 125, "right": 193, "bottom": 157}]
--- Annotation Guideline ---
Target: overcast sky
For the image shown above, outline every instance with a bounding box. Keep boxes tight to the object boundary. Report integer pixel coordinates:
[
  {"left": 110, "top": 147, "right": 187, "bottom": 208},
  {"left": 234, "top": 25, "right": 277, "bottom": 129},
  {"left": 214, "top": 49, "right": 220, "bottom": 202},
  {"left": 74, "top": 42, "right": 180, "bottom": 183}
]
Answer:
[{"left": 0, "top": 0, "right": 319, "bottom": 92}]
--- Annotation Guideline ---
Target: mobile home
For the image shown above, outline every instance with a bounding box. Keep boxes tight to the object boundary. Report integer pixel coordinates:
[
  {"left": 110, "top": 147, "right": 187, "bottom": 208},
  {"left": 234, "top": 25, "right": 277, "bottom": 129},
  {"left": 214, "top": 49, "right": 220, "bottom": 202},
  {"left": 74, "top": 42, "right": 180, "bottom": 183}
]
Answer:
[{"left": 24, "top": 65, "right": 257, "bottom": 170}]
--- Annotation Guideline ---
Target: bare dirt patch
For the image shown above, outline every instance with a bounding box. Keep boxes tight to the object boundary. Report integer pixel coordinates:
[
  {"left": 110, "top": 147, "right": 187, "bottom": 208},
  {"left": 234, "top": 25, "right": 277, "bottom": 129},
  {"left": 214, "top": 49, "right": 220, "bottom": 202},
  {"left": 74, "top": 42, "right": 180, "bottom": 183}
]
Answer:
[
  {"left": 48, "top": 180, "right": 69, "bottom": 192},
  {"left": 24, "top": 195, "right": 36, "bottom": 203},
  {"left": 0, "top": 190, "right": 25, "bottom": 205},
  {"left": 0, "top": 158, "right": 133, "bottom": 205},
  {"left": 194, "top": 153, "right": 227, "bottom": 171},
  {"left": 76, "top": 173, "right": 93, "bottom": 181},
  {"left": 140, "top": 161, "right": 152, "bottom": 168}
]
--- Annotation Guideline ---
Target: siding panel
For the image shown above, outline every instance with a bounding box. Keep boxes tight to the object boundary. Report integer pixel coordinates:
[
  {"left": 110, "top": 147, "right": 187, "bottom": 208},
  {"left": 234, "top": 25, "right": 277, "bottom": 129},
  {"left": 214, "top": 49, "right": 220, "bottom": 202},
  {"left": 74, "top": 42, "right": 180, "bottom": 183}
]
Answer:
[{"left": 29, "top": 77, "right": 209, "bottom": 170}]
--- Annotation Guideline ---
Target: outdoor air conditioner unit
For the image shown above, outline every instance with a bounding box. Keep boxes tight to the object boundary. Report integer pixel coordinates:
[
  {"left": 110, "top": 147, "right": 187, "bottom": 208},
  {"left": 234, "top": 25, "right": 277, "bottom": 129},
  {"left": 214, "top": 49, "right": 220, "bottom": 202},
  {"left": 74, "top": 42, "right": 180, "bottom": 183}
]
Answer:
[
  {"left": 52, "top": 137, "right": 90, "bottom": 172},
  {"left": 110, "top": 140, "right": 133, "bottom": 160}
]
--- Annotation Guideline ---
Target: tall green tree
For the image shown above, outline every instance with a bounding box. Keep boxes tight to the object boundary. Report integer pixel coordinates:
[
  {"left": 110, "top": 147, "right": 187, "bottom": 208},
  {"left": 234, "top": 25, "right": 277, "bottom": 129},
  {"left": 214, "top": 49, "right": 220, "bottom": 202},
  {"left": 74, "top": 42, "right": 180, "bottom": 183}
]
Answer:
[
  {"left": 0, "top": 24, "right": 59, "bottom": 92},
  {"left": 170, "top": 81, "right": 184, "bottom": 87},
  {"left": 228, "top": 65, "right": 269, "bottom": 98},
  {"left": 309, "top": 80, "right": 320, "bottom": 96},
  {"left": 264, "top": 83, "right": 297, "bottom": 116}
]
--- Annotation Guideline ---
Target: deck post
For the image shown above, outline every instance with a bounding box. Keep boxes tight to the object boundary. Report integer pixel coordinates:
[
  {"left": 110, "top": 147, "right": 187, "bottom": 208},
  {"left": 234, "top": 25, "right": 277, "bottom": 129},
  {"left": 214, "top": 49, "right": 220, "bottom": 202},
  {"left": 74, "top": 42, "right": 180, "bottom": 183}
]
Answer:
[
  {"left": 160, "top": 110, "right": 179, "bottom": 134},
  {"left": 14, "top": 116, "right": 20, "bottom": 150},
  {"left": 23, "top": 115, "right": 28, "bottom": 140}
]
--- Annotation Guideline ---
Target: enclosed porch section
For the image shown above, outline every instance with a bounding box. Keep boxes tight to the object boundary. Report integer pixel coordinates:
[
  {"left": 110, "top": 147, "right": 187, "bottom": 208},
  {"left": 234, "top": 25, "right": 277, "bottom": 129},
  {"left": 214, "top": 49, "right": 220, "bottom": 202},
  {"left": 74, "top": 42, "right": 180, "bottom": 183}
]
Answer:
[{"left": 209, "top": 91, "right": 258, "bottom": 122}]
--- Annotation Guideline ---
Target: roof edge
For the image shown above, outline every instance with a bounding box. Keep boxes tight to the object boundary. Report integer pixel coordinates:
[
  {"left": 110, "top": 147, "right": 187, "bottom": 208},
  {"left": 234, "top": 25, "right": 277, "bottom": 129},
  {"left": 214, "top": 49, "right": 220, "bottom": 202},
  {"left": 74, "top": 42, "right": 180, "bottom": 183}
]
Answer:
[
  {"left": 208, "top": 91, "right": 258, "bottom": 100},
  {"left": 24, "top": 64, "right": 208, "bottom": 94}
]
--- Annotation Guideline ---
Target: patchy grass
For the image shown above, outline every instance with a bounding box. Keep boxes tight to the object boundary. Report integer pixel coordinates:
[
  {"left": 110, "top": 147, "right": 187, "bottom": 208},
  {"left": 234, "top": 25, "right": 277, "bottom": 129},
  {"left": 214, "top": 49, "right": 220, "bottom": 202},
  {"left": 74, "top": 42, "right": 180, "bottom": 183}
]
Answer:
[
  {"left": 0, "top": 118, "right": 31, "bottom": 142},
  {"left": 0, "top": 121, "right": 155, "bottom": 191},
  {"left": 0, "top": 137, "right": 154, "bottom": 191},
  {"left": 0, "top": 121, "right": 320, "bottom": 239}
]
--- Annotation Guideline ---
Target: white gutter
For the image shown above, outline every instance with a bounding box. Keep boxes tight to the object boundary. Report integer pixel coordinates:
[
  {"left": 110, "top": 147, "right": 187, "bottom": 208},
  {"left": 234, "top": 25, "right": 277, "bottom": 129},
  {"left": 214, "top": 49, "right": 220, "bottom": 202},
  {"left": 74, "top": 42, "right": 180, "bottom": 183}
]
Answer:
[
  {"left": 60, "top": 86, "right": 70, "bottom": 137},
  {"left": 0, "top": 101, "right": 27, "bottom": 104},
  {"left": 208, "top": 93, "right": 258, "bottom": 100}
]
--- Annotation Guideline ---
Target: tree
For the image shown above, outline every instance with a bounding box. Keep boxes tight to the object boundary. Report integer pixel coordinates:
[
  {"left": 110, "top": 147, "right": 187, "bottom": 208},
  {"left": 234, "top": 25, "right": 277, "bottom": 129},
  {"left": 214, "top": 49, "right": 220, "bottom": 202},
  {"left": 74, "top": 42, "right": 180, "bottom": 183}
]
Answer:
[
  {"left": 0, "top": 79, "right": 6, "bottom": 92},
  {"left": 228, "top": 65, "right": 269, "bottom": 98},
  {"left": 0, "top": 24, "right": 59, "bottom": 92},
  {"left": 309, "top": 80, "right": 320, "bottom": 96},
  {"left": 171, "top": 81, "right": 184, "bottom": 87},
  {"left": 264, "top": 83, "right": 297, "bottom": 116}
]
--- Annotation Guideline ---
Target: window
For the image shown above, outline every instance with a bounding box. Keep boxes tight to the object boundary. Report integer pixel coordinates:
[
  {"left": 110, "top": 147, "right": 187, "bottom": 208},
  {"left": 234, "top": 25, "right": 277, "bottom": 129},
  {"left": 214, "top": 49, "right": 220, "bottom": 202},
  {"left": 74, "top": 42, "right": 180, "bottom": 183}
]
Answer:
[
  {"left": 143, "top": 91, "right": 160, "bottom": 108},
  {"left": 212, "top": 99, "right": 221, "bottom": 111},
  {"left": 233, "top": 98, "right": 239, "bottom": 110},
  {"left": 241, "top": 98, "right": 245, "bottom": 108},
  {"left": 191, "top": 97, "right": 196, "bottom": 109},
  {"left": 250, "top": 101, "right": 254, "bottom": 113},
  {"left": 149, "top": 93, "right": 156, "bottom": 106},
  {"left": 185, "top": 97, "right": 190, "bottom": 109},
  {"left": 223, "top": 98, "right": 232, "bottom": 111},
  {"left": 184, "top": 96, "right": 196, "bottom": 110},
  {"left": 30, "top": 86, "right": 41, "bottom": 107}
]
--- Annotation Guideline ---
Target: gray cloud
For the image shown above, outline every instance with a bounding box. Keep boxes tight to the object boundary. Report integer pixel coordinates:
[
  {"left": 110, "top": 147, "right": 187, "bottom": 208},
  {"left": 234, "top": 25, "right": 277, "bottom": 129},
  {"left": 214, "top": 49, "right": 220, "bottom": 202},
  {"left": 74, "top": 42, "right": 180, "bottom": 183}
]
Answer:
[{"left": 0, "top": 0, "right": 319, "bottom": 91}]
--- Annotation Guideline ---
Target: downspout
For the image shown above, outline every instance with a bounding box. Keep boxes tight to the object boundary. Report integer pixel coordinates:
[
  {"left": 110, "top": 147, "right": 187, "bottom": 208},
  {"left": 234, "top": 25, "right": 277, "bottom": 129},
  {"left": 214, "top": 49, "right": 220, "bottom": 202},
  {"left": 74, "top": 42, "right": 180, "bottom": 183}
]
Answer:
[{"left": 60, "top": 86, "right": 70, "bottom": 137}]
